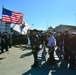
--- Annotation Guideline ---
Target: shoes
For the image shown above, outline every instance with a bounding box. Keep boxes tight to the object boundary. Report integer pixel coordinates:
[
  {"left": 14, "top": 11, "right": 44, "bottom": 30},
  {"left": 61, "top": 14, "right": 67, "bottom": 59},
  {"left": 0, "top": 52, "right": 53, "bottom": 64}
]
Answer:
[
  {"left": 0, "top": 52, "right": 2, "bottom": 54},
  {"left": 31, "top": 64, "right": 38, "bottom": 68}
]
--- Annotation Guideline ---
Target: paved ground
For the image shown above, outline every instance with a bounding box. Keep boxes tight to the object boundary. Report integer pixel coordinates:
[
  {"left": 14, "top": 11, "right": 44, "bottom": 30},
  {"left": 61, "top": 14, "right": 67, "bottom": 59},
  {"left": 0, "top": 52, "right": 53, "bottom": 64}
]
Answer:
[{"left": 0, "top": 45, "right": 76, "bottom": 75}]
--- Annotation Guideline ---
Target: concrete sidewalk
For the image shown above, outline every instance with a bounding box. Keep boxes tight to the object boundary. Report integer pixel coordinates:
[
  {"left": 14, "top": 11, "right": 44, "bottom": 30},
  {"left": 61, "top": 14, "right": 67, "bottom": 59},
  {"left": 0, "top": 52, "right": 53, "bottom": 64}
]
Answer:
[{"left": 0, "top": 45, "right": 76, "bottom": 75}]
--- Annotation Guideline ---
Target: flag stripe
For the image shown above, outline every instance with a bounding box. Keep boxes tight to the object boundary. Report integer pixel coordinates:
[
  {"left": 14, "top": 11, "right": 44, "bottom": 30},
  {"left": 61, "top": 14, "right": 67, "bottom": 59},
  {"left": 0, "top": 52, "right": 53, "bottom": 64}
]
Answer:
[{"left": 2, "top": 8, "right": 23, "bottom": 24}]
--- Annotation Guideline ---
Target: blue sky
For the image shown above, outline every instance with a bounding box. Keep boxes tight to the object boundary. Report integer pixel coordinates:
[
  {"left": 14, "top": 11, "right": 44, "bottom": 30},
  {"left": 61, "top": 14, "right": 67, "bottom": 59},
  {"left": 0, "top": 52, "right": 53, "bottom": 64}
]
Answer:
[{"left": 0, "top": 0, "right": 76, "bottom": 30}]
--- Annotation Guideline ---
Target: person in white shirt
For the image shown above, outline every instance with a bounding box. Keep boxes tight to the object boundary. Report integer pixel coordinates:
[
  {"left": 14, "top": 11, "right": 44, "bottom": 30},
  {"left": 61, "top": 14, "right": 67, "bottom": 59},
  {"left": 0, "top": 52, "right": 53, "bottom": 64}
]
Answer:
[{"left": 47, "top": 31, "right": 56, "bottom": 65}]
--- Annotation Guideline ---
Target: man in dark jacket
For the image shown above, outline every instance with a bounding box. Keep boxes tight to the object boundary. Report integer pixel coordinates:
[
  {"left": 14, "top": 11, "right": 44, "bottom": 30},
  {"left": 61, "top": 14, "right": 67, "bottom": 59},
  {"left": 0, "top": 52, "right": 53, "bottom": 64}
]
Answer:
[
  {"left": 63, "top": 30, "right": 69, "bottom": 61},
  {"left": 1, "top": 32, "right": 9, "bottom": 54},
  {"left": 68, "top": 33, "right": 76, "bottom": 69},
  {"left": 30, "top": 30, "right": 39, "bottom": 68}
]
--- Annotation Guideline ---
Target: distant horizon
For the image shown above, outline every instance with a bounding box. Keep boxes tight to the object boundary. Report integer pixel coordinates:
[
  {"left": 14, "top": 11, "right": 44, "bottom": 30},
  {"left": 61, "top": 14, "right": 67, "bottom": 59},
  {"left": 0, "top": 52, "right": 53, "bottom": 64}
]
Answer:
[{"left": 11, "top": 23, "right": 76, "bottom": 31}]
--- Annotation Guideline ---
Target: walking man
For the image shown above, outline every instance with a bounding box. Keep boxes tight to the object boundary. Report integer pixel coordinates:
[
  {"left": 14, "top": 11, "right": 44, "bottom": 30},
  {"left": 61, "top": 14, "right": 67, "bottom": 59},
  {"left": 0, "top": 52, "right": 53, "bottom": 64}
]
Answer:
[{"left": 30, "top": 30, "right": 39, "bottom": 68}]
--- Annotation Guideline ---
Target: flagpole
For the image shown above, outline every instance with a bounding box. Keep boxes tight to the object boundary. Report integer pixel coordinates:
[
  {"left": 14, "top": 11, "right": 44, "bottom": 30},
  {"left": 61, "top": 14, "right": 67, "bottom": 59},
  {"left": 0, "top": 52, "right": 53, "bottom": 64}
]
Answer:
[
  {"left": 2, "top": 4, "right": 4, "bottom": 8},
  {"left": 2, "top": 4, "right": 4, "bottom": 13},
  {"left": 2, "top": 4, "right": 4, "bottom": 19}
]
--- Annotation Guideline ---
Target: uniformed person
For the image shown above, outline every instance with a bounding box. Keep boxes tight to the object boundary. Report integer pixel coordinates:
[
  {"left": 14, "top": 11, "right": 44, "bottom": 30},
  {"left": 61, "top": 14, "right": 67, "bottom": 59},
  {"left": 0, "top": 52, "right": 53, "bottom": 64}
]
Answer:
[{"left": 30, "top": 30, "right": 39, "bottom": 68}]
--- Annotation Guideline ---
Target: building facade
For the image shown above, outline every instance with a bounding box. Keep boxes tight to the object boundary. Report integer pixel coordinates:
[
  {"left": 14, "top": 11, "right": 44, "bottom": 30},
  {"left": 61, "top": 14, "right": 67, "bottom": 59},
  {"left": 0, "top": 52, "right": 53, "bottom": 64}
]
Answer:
[
  {"left": 55, "top": 24, "right": 76, "bottom": 33},
  {"left": 0, "top": 19, "right": 11, "bottom": 33}
]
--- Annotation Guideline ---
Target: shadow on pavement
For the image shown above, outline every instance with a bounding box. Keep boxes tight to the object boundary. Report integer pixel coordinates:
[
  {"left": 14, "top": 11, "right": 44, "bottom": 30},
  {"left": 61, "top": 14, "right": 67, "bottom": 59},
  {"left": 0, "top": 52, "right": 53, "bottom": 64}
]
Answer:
[
  {"left": 0, "top": 57, "right": 6, "bottom": 60},
  {"left": 13, "top": 45, "right": 31, "bottom": 51},
  {"left": 22, "top": 62, "right": 51, "bottom": 75},
  {"left": 51, "top": 69, "right": 76, "bottom": 75},
  {"left": 22, "top": 61, "right": 76, "bottom": 75},
  {"left": 20, "top": 52, "right": 32, "bottom": 58}
]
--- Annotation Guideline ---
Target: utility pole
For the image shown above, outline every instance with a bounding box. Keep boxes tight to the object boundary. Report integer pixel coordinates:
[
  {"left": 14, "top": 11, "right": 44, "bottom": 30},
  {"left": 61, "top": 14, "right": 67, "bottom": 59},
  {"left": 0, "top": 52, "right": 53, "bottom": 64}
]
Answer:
[
  {"left": 46, "top": 20, "right": 48, "bottom": 30},
  {"left": 75, "top": 14, "right": 76, "bottom": 25},
  {"left": 32, "top": 24, "right": 34, "bottom": 30}
]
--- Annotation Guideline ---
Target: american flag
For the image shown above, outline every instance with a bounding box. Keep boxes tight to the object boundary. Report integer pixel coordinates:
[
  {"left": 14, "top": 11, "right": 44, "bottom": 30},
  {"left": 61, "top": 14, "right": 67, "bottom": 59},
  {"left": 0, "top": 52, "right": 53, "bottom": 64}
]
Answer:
[{"left": 2, "top": 8, "right": 23, "bottom": 24}]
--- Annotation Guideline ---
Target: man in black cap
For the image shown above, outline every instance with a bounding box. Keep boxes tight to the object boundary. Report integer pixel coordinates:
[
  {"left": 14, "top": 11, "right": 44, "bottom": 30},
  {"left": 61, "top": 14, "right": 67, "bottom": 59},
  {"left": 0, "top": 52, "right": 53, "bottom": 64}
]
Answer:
[{"left": 30, "top": 30, "right": 39, "bottom": 68}]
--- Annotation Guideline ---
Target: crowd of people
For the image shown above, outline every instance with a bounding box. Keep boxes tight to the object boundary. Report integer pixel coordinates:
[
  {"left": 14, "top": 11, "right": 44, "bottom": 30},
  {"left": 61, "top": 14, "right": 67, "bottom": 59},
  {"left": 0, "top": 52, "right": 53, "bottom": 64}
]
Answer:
[
  {"left": 0, "top": 32, "right": 12, "bottom": 54},
  {"left": 29, "top": 29, "right": 76, "bottom": 70},
  {"left": 0, "top": 30, "right": 76, "bottom": 70},
  {"left": 56, "top": 30, "right": 76, "bottom": 69}
]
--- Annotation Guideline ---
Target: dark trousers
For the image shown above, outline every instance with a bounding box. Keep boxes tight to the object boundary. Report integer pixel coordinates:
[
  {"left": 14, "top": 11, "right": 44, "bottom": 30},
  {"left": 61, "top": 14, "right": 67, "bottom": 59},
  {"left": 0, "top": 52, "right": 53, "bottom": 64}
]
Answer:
[
  {"left": 8, "top": 42, "right": 11, "bottom": 48},
  {"left": 48, "top": 47, "right": 54, "bottom": 65},
  {"left": 64, "top": 46, "right": 69, "bottom": 60},
  {"left": 32, "top": 51, "right": 38, "bottom": 66},
  {"left": 69, "top": 52, "right": 76, "bottom": 69},
  {"left": 1, "top": 43, "right": 8, "bottom": 53}
]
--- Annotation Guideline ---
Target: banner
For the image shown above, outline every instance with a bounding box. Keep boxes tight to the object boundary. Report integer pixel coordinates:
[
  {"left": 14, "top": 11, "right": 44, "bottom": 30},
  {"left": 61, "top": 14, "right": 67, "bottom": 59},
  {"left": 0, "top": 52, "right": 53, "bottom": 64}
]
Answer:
[
  {"left": 2, "top": 8, "right": 23, "bottom": 24},
  {"left": 13, "top": 20, "right": 31, "bottom": 35}
]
